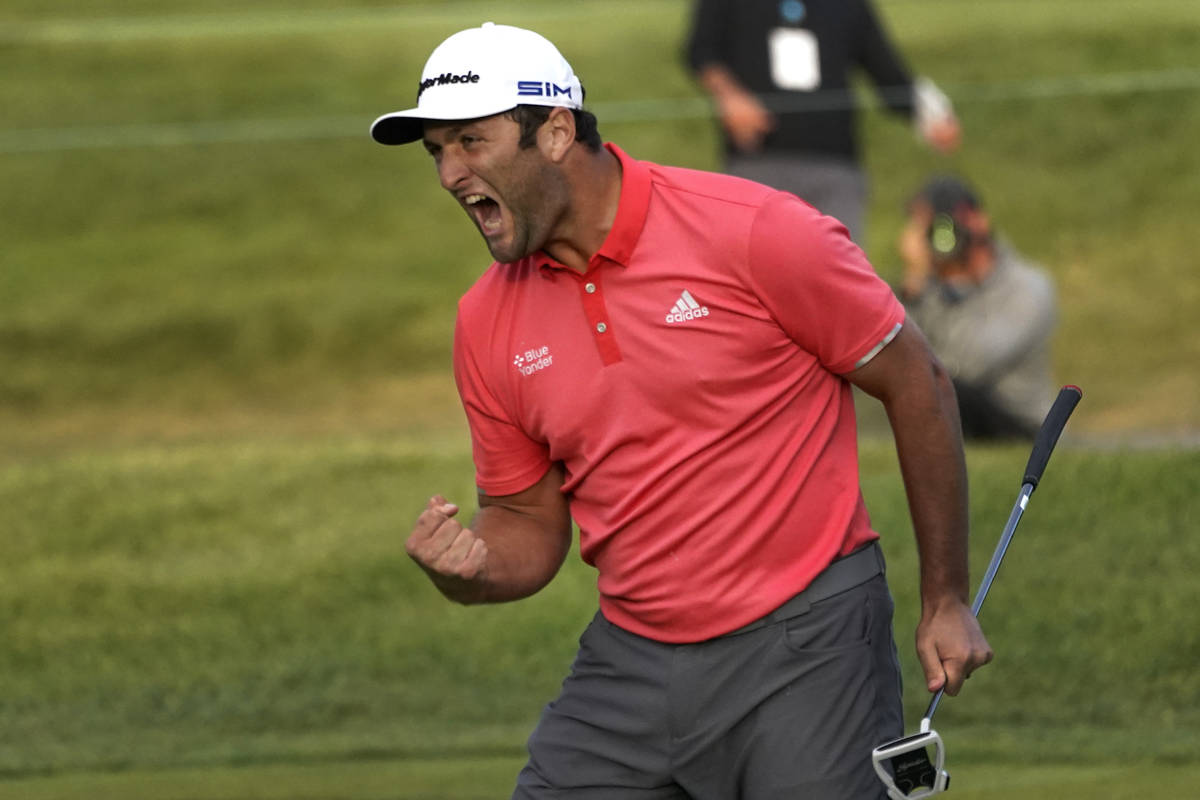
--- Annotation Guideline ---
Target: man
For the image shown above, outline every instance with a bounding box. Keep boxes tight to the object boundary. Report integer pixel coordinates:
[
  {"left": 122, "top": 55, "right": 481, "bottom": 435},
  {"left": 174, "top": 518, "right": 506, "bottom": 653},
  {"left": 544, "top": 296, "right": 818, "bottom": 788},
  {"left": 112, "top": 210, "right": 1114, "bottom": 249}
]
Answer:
[
  {"left": 372, "top": 22, "right": 991, "bottom": 799},
  {"left": 898, "top": 176, "right": 1057, "bottom": 439},
  {"left": 685, "top": 0, "right": 960, "bottom": 245}
]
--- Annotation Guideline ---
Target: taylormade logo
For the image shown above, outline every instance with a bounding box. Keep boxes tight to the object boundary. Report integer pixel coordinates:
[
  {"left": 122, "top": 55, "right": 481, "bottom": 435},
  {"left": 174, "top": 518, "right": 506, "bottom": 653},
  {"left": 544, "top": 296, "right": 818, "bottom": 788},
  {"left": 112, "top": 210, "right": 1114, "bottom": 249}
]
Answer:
[{"left": 417, "top": 71, "right": 480, "bottom": 97}]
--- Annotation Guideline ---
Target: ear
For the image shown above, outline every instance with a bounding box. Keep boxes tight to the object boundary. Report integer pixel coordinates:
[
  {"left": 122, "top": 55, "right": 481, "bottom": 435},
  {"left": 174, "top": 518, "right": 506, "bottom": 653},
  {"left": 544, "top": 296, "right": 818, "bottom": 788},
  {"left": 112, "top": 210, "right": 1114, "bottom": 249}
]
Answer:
[{"left": 539, "top": 107, "right": 576, "bottom": 163}]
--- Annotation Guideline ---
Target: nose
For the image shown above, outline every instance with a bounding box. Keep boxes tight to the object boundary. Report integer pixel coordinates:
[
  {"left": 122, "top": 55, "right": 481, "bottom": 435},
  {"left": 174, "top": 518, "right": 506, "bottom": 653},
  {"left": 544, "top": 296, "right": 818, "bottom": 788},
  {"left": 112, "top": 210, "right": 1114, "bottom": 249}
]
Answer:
[{"left": 437, "top": 149, "right": 470, "bottom": 193}]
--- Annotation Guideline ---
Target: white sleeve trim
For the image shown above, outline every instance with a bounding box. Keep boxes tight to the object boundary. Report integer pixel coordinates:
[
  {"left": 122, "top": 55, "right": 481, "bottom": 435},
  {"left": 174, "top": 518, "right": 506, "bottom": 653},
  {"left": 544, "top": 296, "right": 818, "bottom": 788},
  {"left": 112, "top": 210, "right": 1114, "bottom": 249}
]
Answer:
[{"left": 854, "top": 321, "right": 903, "bottom": 370}]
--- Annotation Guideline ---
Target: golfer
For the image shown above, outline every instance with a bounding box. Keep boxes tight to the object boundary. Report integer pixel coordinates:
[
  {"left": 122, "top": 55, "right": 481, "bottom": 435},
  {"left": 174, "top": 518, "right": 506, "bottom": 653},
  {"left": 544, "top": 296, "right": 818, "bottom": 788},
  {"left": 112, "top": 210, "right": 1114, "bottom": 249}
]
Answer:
[{"left": 373, "top": 23, "right": 992, "bottom": 799}]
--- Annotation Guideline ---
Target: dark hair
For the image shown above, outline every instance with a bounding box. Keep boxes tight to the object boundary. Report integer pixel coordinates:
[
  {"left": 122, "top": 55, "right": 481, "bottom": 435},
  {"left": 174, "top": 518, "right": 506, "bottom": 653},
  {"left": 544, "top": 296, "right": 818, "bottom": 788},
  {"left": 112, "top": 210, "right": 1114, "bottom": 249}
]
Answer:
[
  {"left": 915, "top": 175, "right": 982, "bottom": 218},
  {"left": 504, "top": 105, "right": 603, "bottom": 152}
]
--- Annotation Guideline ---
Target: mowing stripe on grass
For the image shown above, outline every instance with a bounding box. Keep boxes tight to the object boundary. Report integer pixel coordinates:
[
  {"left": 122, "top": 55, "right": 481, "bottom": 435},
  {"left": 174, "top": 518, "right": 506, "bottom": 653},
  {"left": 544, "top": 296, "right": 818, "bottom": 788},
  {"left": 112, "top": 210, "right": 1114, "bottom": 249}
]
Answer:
[
  {"left": 1, "top": 0, "right": 1193, "bottom": 44},
  {"left": 5, "top": 758, "right": 1200, "bottom": 800},
  {"left": 2, "top": 69, "right": 1199, "bottom": 154},
  {"left": 0, "top": 1, "right": 681, "bottom": 44}
]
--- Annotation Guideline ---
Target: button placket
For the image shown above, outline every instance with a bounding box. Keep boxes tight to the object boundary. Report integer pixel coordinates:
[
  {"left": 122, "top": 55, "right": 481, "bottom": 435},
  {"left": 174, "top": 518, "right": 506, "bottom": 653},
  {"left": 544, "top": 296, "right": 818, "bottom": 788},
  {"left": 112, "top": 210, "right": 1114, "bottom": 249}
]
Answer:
[{"left": 576, "top": 271, "right": 622, "bottom": 365}]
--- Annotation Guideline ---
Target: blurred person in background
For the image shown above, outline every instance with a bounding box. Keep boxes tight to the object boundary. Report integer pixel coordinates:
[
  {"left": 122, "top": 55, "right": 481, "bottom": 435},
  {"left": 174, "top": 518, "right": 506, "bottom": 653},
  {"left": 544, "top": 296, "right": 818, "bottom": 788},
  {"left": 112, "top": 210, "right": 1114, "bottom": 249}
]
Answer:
[
  {"left": 685, "top": 0, "right": 960, "bottom": 246},
  {"left": 897, "top": 175, "right": 1057, "bottom": 440},
  {"left": 373, "top": 22, "right": 991, "bottom": 799}
]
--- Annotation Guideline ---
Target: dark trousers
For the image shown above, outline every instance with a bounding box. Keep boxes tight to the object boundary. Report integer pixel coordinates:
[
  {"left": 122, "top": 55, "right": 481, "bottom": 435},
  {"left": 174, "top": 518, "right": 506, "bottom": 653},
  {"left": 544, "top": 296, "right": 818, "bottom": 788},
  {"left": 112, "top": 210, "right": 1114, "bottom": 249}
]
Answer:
[
  {"left": 512, "top": 572, "right": 903, "bottom": 799},
  {"left": 954, "top": 380, "right": 1038, "bottom": 441}
]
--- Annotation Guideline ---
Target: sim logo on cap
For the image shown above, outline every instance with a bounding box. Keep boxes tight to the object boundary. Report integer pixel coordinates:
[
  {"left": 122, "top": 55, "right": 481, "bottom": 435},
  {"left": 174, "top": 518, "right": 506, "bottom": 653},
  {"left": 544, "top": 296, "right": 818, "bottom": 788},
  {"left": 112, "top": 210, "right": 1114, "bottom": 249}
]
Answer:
[{"left": 517, "top": 81, "right": 574, "bottom": 99}]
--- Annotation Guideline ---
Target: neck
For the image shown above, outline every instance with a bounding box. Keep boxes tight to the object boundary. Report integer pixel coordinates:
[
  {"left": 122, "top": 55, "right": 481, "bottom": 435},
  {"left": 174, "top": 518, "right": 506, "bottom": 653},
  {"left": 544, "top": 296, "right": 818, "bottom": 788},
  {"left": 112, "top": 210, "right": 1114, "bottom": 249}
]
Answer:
[{"left": 541, "top": 145, "right": 623, "bottom": 273}]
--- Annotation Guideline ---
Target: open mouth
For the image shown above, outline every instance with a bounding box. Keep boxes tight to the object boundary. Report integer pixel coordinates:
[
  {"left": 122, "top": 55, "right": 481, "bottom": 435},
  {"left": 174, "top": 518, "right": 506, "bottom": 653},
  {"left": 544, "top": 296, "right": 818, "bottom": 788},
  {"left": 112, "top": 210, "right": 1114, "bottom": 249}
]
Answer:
[{"left": 464, "top": 193, "right": 504, "bottom": 237}]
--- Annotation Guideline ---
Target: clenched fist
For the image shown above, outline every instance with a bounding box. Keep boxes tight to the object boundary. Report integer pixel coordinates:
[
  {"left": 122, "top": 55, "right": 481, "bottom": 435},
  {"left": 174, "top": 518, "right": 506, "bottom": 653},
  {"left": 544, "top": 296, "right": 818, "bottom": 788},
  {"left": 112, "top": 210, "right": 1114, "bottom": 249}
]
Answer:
[{"left": 406, "top": 495, "right": 489, "bottom": 601}]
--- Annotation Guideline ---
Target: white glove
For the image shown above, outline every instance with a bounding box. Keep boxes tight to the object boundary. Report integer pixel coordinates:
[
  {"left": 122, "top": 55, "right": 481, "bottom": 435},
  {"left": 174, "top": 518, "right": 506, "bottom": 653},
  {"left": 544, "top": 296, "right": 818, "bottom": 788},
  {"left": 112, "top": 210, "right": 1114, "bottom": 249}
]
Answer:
[{"left": 914, "top": 77, "right": 961, "bottom": 153}]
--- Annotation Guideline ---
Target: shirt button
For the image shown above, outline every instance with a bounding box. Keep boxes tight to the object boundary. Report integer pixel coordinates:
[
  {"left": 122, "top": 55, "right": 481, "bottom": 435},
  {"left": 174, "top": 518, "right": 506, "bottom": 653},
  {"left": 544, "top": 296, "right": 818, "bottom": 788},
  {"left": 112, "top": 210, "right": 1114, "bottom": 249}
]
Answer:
[
  {"left": 585, "top": 282, "right": 597, "bottom": 293},
  {"left": 596, "top": 322, "right": 607, "bottom": 334}
]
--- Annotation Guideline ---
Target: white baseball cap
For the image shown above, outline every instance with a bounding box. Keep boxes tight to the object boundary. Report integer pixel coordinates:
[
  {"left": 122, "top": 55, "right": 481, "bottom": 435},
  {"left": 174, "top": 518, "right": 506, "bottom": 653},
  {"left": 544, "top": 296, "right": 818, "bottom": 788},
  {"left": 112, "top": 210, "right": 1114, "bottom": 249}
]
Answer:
[{"left": 370, "top": 22, "right": 585, "bottom": 146}]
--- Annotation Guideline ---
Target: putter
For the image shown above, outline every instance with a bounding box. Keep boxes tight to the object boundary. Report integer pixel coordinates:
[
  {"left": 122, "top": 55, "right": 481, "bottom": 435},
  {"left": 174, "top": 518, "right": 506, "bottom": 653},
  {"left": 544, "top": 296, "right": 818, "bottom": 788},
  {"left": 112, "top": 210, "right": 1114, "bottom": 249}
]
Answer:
[{"left": 871, "top": 385, "right": 1083, "bottom": 800}]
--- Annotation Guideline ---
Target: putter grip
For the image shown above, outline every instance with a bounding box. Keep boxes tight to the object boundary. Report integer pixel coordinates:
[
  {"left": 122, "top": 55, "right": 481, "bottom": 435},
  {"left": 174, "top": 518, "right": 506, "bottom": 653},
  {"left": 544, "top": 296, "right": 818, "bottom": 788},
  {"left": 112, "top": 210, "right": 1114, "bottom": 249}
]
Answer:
[{"left": 1022, "top": 385, "right": 1082, "bottom": 490}]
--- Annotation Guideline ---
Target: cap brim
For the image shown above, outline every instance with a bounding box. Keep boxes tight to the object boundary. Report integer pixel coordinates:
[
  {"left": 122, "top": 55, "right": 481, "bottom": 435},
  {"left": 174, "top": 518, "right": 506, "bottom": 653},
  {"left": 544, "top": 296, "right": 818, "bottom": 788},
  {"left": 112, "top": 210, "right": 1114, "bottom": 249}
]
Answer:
[
  {"left": 371, "top": 95, "right": 538, "bottom": 145},
  {"left": 370, "top": 111, "right": 425, "bottom": 145}
]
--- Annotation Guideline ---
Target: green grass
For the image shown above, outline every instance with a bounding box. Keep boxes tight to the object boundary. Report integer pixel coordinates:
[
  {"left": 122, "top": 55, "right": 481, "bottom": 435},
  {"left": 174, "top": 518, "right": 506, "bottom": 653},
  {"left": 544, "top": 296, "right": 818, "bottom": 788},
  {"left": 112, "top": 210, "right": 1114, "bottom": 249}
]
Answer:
[
  {"left": 0, "top": 757, "right": 528, "bottom": 800},
  {"left": 2, "top": 0, "right": 1199, "bottom": 796},
  {"left": 1, "top": 439, "right": 1198, "bottom": 784},
  {"left": 6, "top": 758, "right": 1200, "bottom": 800}
]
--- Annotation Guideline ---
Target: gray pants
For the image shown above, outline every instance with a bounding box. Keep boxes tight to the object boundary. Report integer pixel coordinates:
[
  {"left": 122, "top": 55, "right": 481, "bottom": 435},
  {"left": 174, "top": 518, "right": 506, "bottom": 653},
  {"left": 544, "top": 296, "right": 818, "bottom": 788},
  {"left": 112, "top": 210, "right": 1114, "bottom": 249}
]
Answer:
[
  {"left": 725, "top": 154, "right": 869, "bottom": 248},
  {"left": 513, "top": 568, "right": 903, "bottom": 799}
]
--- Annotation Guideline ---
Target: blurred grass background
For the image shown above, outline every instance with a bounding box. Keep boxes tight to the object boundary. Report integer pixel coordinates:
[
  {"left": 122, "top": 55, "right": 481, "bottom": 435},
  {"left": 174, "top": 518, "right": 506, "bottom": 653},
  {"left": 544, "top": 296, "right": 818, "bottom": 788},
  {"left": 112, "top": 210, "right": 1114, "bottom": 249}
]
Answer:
[{"left": 2, "top": 0, "right": 1198, "bottom": 797}]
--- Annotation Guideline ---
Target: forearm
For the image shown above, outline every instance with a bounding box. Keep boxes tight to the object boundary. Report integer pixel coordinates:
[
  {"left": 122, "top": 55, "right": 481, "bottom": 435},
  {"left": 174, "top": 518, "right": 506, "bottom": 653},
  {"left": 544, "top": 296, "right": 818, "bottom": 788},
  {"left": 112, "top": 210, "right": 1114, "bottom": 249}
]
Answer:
[
  {"left": 456, "top": 504, "right": 572, "bottom": 604},
  {"left": 849, "top": 322, "right": 992, "bottom": 693},
  {"left": 882, "top": 359, "right": 971, "bottom": 611},
  {"left": 696, "top": 63, "right": 749, "bottom": 102},
  {"left": 408, "top": 467, "right": 572, "bottom": 606},
  {"left": 898, "top": 268, "right": 933, "bottom": 304}
]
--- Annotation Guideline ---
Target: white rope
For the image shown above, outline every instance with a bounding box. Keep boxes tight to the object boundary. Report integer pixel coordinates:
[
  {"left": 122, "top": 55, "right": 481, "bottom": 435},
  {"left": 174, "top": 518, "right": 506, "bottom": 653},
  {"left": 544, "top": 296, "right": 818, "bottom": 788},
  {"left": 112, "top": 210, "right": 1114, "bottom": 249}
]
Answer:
[{"left": 0, "top": 116, "right": 371, "bottom": 154}]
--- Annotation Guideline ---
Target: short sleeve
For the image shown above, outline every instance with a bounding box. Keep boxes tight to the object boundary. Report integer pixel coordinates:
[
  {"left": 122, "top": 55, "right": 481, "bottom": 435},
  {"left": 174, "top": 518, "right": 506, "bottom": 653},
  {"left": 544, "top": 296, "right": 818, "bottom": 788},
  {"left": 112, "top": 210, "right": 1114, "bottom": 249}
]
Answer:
[
  {"left": 746, "top": 193, "right": 906, "bottom": 374},
  {"left": 685, "top": 0, "right": 732, "bottom": 73},
  {"left": 453, "top": 310, "right": 553, "bottom": 496}
]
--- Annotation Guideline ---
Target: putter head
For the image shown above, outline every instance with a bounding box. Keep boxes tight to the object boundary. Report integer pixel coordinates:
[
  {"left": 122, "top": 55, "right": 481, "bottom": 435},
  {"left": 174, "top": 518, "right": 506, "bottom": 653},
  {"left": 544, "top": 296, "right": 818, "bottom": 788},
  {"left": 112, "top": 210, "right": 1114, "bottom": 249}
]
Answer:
[{"left": 871, "top": 727, "right": 950, "bottom": 800}]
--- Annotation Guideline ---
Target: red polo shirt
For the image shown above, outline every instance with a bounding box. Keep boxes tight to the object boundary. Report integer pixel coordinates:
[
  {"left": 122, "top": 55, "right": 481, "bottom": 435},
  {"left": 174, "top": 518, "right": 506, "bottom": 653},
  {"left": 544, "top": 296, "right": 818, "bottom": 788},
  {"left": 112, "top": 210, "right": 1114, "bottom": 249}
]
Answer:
[{"left": 453, "top": 143, "right": 905, "bottom": 642}]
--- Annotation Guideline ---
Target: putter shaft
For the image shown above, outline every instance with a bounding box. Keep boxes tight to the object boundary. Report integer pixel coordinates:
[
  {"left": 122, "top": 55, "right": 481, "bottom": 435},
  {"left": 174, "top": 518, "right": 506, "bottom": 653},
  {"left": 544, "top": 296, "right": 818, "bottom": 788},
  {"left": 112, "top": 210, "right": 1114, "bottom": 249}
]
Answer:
[
  {"left": 922, "top": 482, "right": 1032, "bottom": 723},
  {"left": 923, "top": 385, "right": 1081, "bottom": 724}
]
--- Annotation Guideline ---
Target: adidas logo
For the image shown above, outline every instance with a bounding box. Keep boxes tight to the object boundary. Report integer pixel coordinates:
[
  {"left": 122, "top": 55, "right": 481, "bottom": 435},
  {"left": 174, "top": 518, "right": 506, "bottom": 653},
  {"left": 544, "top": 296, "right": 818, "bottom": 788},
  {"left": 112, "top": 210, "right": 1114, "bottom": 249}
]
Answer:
[{"left": 664, "top": 290, "right": 710, "bottom": 324}]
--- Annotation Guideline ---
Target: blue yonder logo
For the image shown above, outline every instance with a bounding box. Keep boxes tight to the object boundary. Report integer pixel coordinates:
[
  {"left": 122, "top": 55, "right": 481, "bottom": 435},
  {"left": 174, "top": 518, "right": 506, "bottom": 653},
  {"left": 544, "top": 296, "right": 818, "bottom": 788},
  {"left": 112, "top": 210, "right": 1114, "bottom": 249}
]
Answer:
[{"left": 517, "top": 81, "right": 573, "bottom": 99}]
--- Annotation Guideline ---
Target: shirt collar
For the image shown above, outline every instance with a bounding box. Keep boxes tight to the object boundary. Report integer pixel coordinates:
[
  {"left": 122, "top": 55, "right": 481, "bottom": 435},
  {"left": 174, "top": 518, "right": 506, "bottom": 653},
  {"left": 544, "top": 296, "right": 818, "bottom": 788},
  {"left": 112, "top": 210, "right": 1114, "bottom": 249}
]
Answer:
[
  {"left": 591, "top": 142, "right": 651, "bottom": 269},
  {"left": 535, "top": 142, "right": 650, "bottom": 273}
]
